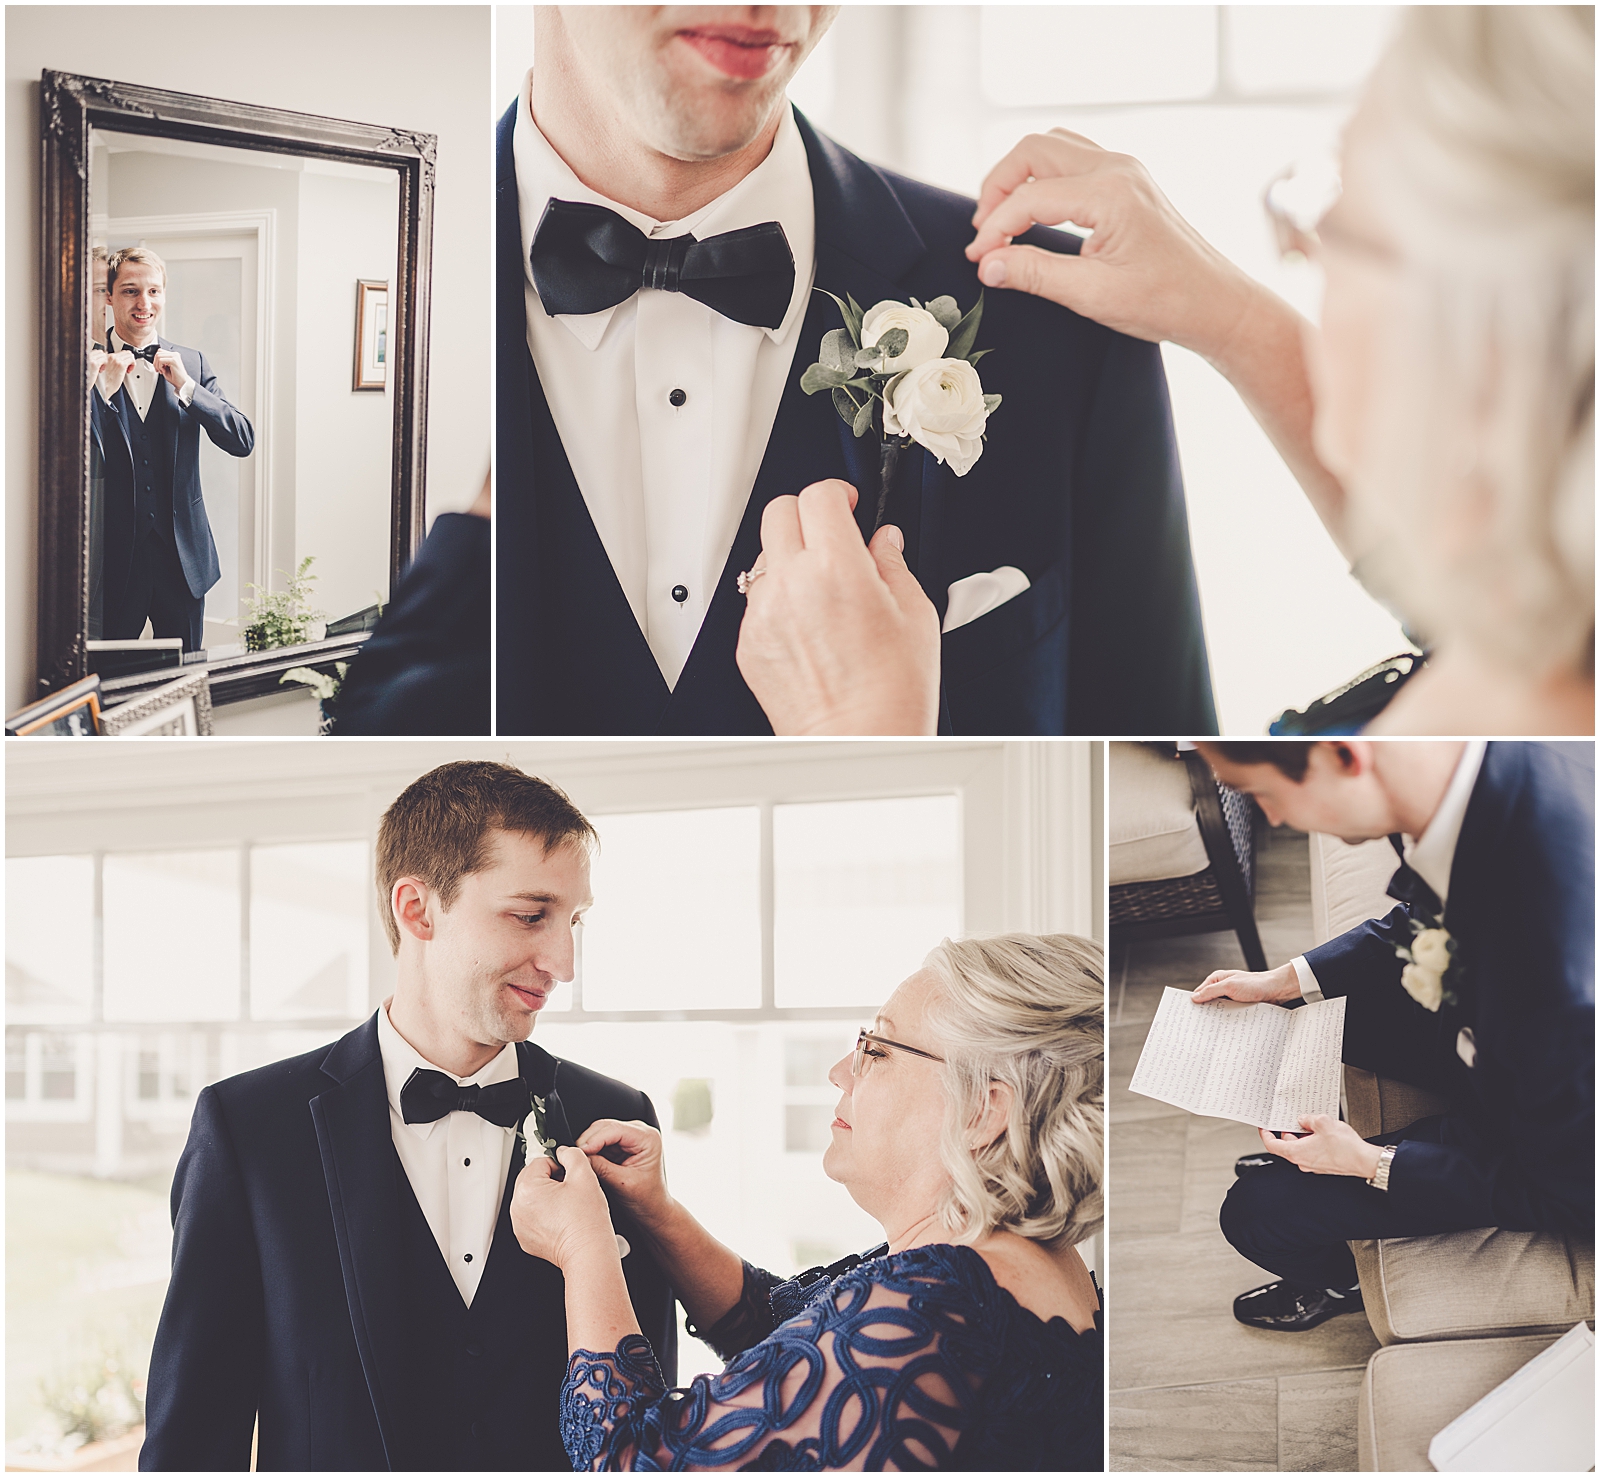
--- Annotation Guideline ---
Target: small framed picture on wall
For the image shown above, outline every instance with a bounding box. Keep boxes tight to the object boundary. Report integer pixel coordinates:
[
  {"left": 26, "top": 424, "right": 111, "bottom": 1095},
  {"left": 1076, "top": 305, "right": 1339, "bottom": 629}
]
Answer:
[{"left": 353, "top": 278, "right": 388, "bottom": 391}]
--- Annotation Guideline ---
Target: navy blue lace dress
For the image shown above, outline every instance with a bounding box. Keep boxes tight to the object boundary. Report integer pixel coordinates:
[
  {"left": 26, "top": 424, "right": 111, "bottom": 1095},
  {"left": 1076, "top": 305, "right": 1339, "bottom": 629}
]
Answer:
[{"left": 560, "top": 1242, "right": 1103, "bottom": 1470}]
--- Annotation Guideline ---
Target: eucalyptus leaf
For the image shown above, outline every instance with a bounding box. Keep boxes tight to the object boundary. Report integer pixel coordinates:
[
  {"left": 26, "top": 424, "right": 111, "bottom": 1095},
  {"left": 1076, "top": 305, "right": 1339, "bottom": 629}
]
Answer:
[
  {"left": 947, "top": 290, "right": 986, "bottom": 362},
  {"left": 832, "top": 386, "right": 860, "bottom": 425},
  {"left": 801, "top": 362, "right": 850, "bottom": 395},
  {"left": 844, "top": 376, "right": 877, "bottom": 390},
  {"left": 882, "top": 370, "right": 909, "bottom": 408},
  {"left": 925, "top": 295, "right": 961, "bottom": 330},
  {"left": 966, "top": 348, "right": 995, "bottom": 367},
  {"left": 983, "top": 393, "right": 1003, "bottom": 413},
  {"left": 851, "top": 398, "right": 875, "bottom": 438},
  {"left": 819, "top": 328, "right": 854, "bottom": 373},
  {"left": 878, "top": 326, "right": 909, "bottom": 359},
  {"left": 854, "top": 345, "right": 883, "bottom": 369},
  {"left": 815, "top": 289, "right": 863, "bottom": 346}
]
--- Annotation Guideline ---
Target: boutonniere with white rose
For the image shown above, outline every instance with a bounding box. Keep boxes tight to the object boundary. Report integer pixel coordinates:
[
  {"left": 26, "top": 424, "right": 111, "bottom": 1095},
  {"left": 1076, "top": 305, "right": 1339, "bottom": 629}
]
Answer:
[
  {"left": 1395, "top": 922, "right": 1462, "bottom": 1012},
  {"left": 518, "top": 1093, "right": 561, "bottom": 1167},
  {"left": 800, "top": 290, "right": 1001, "bottom": 530}
]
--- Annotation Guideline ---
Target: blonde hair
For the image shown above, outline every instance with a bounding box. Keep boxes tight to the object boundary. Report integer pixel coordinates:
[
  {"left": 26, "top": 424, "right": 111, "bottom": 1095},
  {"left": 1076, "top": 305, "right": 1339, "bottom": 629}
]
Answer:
[
  {"left": 105, "top": 245, "right": 167, "bottom": 293},
  {"left": 1348, "top": 6, "right": 1594, "bottom": 678},
  {"left": 920, "top": 933, "right": 1103, "bottom": 1248}
]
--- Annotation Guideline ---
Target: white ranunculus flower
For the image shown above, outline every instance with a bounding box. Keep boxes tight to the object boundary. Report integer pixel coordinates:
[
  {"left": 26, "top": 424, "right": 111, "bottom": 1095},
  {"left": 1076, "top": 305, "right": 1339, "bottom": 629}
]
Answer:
[
  {"left": 1400, "top": 962, "right": 1444, "bottom": 1012},
  {"left": 861, "top": 300, "right": 949, "bottom": 372},
  {"left": 883, "top": 358, "right": 990, "bottom": 476},
  {"left": 1410, "top": 929, "right": 1452, "bottom": 974}
]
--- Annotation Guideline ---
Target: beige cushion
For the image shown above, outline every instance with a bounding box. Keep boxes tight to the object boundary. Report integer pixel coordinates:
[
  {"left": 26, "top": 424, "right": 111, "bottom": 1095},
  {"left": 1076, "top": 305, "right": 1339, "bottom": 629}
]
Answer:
[
  {"left": 1345, "top": 1064, "right": 1452, "bottom": 1139},
  {"left": 1354, "top": 1228, "right": 1595, "bottom": 1346},
  {"left": 1358, "top": 1331, "right": 1588, "bottom": 1471},
  {"left": 1310, "top": 831, "right": 1399, "bottom": 944},
  {"left": 1109, "top": 743, "right": 1208, "bottom": 884}
]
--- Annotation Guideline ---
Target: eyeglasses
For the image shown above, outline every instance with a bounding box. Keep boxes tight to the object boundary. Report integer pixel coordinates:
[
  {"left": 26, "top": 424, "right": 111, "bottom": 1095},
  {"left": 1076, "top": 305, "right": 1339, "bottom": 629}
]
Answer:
[
  {"left": 1263, "top": 155, "right": 1343, "bottom": 264},
  {"left": 851, "top": 1028, "right": 944, "bottom": 1078}
]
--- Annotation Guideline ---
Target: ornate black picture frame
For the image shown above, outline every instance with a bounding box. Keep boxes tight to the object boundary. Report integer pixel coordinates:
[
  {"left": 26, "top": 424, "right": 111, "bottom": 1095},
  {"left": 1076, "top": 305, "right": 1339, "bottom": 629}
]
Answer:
[{"left": 37, "top": 69, "right": 436, "bottom": 701}]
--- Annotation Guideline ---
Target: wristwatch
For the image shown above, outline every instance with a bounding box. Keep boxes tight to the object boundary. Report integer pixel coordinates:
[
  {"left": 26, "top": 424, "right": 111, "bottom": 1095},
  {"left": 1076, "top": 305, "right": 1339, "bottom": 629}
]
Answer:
[{"left": 1368, "top": 1143, "right": 1398, "bottom": 1192}]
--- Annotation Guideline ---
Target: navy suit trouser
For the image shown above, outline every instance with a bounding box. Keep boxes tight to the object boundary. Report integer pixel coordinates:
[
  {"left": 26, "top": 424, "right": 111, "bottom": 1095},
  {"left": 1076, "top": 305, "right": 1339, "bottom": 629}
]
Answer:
[
  {"left": 106, "top": 531, "right": 205, "bottom": 652},
  {"left": 1219, "top": 1118, "right": 1496, "bottom": 1289}
]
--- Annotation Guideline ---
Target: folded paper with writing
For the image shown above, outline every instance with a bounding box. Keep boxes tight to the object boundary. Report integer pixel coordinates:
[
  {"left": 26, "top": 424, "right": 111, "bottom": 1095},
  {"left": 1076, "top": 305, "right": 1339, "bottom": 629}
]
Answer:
[{"left": 1128, "top": 987, "right": 1346, "bottom": 1131}]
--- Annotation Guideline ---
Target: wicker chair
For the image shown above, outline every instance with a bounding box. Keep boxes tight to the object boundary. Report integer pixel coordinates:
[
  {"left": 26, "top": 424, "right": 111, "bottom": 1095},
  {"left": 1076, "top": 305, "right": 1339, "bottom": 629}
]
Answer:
[{"left": 1109, "top": 742, "right": 1266, "bottom": 971}]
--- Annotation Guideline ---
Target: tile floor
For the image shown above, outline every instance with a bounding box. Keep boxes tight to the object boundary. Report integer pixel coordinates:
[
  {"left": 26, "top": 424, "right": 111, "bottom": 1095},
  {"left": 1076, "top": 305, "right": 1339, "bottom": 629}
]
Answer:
[{"left": 1109, "top": 823, "right": 1381, "bottom": 1472}]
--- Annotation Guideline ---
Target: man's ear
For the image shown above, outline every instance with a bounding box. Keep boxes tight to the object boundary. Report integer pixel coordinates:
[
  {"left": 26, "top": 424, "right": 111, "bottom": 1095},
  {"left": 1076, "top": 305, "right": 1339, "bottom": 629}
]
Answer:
[
  {"left": 970, "top": 1079, "right": 1014, "bottom": 1152},
  {"left": 392, "top": 877, "right": 435, "bottom": 946}
]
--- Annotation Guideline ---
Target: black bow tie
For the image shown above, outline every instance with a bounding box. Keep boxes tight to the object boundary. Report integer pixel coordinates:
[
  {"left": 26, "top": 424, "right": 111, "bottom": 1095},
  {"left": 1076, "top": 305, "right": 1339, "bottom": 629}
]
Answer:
[
  {"left": 1384, "top": 834, "right": 1443, "bottom": 919},
  {"left": 125, "top": 344, "right": 159, "bottom": 363},
  {"left": 399, "top": 1068, "right": 532, "bottom": 1128},
  {"left": 530, "top": 199, "right": 795, "bottom": 330}
]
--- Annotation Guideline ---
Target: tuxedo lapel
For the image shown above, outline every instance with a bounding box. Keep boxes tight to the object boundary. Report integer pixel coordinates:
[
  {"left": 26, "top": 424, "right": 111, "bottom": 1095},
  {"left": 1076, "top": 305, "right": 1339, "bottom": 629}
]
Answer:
[
  {"left": 309, "top": 1019, "right": 415, "bottom": 1469},
  {"left": 527, "top": 355, "right": 672, "bottom": 714}
]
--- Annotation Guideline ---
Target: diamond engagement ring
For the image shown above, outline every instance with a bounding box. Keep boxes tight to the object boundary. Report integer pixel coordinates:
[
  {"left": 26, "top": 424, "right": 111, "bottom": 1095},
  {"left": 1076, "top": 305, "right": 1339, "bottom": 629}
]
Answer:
[{"left": 736, "top": 567, "right": 767, "bottom": 596}]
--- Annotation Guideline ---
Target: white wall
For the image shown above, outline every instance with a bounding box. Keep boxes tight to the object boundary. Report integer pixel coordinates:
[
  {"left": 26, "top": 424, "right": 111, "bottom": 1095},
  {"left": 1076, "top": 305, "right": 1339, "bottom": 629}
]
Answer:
[
  {"left": 6, "top": 5, "right": 490, "bottom": 713},
  {"left": 294, "top": 170, "right": 398, "bottom": 624}
]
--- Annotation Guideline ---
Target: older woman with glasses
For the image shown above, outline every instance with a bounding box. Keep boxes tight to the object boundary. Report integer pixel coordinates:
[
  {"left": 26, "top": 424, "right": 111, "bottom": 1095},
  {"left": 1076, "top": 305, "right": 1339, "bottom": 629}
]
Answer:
[
  {"left": 967, "top": 5, "right": 1593, "bottom": 734},
  {"left": 508, "top": 933, "right": 1104, "bottom": 1471}
]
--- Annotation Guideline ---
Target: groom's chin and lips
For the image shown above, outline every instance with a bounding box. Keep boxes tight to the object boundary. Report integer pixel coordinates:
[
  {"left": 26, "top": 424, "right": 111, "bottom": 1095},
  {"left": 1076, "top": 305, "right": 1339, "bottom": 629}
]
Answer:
[
  {"left": 536, "top": 6, "right": 839, "bottom": 169},
  {"left": 388, "top": 829, "right": 592, "bottom": 1060}
]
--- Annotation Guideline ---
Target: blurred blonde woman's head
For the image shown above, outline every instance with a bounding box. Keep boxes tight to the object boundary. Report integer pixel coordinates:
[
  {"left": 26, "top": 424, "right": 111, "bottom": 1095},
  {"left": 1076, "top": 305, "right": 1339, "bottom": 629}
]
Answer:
[
  {"left": 1333, "top": 5, "right": 1593, "bottom": 679},
  {"left": 921, "top": 933, "right": 1103, "bottom": 1248}
]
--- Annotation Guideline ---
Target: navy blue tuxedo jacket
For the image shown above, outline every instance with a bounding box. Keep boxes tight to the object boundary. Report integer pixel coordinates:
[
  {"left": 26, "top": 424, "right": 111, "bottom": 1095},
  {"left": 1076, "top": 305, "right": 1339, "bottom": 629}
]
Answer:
[
  {"left": 333, "top": 513, "right": 491, "bottom": 735},
  {"left": 139, "top": 1019, "right": 675, "bottom": 1471},
  {"left": 1304, "top": 741, "right": 1594, "bottom": 1235},
  {"left": 497, "top": 103, "right": 1217, "bottom": 735},
  {"left": 91, "top": 340, "right": 254, "bottom": 602}
]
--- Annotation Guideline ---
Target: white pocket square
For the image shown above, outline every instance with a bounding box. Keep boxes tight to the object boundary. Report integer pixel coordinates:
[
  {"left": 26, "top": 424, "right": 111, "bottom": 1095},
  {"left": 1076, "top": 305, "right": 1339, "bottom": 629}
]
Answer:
[{"left": 943, "top": 566, "right": 1031, "bottom": 634}]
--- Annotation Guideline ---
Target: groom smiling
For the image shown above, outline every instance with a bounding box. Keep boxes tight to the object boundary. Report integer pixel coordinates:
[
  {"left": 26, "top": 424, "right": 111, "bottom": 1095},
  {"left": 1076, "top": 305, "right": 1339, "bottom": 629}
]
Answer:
[
  {"left": 500, "top": 6, "right": 1218, "bottom": 736},
  {"left": 138, "top": 763, "right": 675, "bottom": 1471}
]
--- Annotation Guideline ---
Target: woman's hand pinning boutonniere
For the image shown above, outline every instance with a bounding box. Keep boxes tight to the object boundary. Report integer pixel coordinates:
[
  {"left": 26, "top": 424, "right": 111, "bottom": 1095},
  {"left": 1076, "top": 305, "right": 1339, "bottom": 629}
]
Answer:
[
  {"left": 800, "top": 291, "right": 1001, "bottom": 531},
  {"left": 518, "top": 1094, "right": 562, "bottom": 1170},
  {"left": 1395, "top": 923, "right": 1461, "bottom": 1011}
]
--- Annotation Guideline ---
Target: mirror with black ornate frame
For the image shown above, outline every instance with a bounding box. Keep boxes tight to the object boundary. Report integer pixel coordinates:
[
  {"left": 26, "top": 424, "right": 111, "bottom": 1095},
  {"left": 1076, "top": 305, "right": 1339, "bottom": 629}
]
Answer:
[{"left": 39, "top": 69, "right": 435, "bottom": 710}]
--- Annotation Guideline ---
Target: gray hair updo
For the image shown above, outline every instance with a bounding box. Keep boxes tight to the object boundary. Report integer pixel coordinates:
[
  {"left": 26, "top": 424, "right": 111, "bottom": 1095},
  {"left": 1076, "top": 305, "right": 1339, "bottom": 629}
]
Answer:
[
  {"left": 920, "top": 933, "right": 1103, "bottom": 1248},
  {"left": 1350, "top": 5, "right": 1594, "bottom": 676}
]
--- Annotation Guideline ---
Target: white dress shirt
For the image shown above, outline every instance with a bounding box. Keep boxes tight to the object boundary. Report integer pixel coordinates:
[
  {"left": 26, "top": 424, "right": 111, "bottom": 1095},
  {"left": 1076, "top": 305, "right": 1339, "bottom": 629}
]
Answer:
[
  {"left": 376, "top": 1003, "right": 520, "bottom": 1306},
  {"left": 1294, "top": 741, "right": 1487, "bottom": 1002},
  {"left": 516, "top": 73, "right": 816, "bottom": 688},
  {"left": 98, "top": 329, "right": 195, "bottom": 420}
]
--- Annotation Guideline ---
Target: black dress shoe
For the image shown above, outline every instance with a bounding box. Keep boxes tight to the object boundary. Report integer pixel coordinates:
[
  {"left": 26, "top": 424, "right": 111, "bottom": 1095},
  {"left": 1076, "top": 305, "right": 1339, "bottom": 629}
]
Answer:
[
  {"left": 1234, "top": 1152, "right": 1285, "bottom": 1176},
  {"left": 1233, "top": 1280, "right": 1365, "bottom": 1331}
]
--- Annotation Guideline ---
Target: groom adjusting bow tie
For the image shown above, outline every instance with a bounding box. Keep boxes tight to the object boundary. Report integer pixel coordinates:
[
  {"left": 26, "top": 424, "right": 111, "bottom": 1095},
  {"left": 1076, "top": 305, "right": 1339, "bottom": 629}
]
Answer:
[{"left": 531, "top": 199, "right": 795, "bottom": 329}]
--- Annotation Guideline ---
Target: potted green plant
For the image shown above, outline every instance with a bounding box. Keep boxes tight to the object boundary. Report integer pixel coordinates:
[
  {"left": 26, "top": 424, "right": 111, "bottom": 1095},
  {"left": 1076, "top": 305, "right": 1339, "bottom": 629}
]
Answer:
[{"left": 243, "top": 557, "right": 327, "bottom": 651}]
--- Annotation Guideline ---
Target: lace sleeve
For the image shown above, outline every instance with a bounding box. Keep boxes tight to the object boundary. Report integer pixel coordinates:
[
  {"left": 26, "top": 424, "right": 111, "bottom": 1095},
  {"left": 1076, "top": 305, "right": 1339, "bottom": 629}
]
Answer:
[
  {"left": 687, "top": 1260, "right": 783, "bottom": 1362},
  {"left": 561, "top": 1259, "right": 986, "bottom": 1471}
]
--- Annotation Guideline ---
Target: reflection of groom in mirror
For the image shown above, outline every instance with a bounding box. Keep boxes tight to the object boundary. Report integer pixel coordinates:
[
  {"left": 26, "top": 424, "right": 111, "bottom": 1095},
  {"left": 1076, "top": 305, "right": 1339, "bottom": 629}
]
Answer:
[
  {"left": 92, "top": 246, "right": 254, "bottom": 652},
  {"left": 498, "top": 6, "right": 1217, "bottom": 736}
]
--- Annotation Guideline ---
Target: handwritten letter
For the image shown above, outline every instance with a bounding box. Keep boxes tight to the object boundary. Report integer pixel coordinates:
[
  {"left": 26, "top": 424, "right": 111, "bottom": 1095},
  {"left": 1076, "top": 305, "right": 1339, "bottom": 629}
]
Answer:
[{"left": 1129, "top": 988, "right": 1346, "bottom": 1131}]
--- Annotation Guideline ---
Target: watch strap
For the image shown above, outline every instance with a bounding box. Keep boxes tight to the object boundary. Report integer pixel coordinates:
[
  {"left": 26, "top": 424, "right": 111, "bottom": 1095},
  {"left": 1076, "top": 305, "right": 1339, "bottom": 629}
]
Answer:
[{"left": 1369, "top": 1142, "right": 1398, "bottom": 1191}]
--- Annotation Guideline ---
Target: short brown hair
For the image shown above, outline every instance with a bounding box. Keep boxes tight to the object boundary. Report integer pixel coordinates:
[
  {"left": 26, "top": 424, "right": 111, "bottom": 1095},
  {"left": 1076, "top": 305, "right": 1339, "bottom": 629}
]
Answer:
[
  {"left": 105, "top": 245, "right": 167, "bottom": 293},
  {"left": 375, "top": 761, "right": 597, "bottom": 954},
  {"left": 1200, "top": 742, "right": 1315, "bottom": 781}
]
